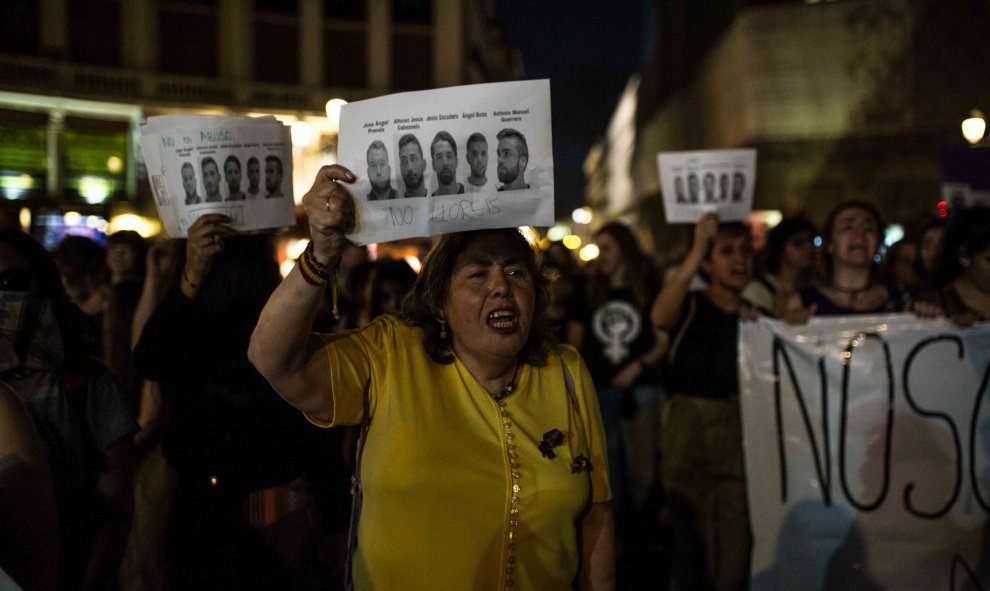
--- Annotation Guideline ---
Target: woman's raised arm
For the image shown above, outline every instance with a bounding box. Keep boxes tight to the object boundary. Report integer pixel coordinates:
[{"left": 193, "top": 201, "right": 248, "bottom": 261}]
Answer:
[
  {"left": 651, "top": 213, "right": 717, "bottom": 330},
  {"left": 249, "top": 165, "right": 356, "bottom": 421}
]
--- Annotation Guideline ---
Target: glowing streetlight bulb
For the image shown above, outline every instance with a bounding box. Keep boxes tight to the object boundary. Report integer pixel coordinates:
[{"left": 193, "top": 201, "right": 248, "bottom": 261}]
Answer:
[{"left": 962, "top": 109, "right": 986, "bottom": 146}]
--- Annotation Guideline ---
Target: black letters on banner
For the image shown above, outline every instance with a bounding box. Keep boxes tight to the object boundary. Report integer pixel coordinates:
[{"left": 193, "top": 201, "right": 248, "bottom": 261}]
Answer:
[
  {"left": 771, "top": 332, "right": 989, "bottom": 516},
  {"left": 901, "top": 335, "right": 963, "bottom": 519}
]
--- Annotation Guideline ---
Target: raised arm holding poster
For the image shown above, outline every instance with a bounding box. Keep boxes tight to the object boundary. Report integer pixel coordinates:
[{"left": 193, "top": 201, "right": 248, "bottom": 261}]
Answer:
[
  {"left": 740, "top": 315, "right": 990, "bottom": 590},
  {"left": 337, "top": 79, "right": 554, "bottom": 244},
  {"left": 139, "top": 115, "right": 295, "bottom": 237},
  {"left": 657, "top": 149, "right": 756, "bottom": 223}
]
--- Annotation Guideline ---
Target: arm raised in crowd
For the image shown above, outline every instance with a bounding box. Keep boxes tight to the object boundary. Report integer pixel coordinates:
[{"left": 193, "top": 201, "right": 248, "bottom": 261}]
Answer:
[
  {"left": 249, "top": 165, "right": 356, "bottom": 422},
  {"left": 651, "top": 213, "right": 718, "bottom": 330}
]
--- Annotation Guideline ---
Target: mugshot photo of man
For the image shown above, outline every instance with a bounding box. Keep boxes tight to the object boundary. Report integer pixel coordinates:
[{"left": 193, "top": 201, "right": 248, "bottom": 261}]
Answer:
[
  {"left": 224, "top": 155, "right": 246, "bottom": 201},
  {"left": 430, "top": 131, "right": 464, "bottom": 196},
  {"left": 201, "top": 157, "right": 222, "bottom": 202},
  {"left": 703, "top": 172, "right": 716, "bottom": 203},
  {"left": 366, "top": 140, "right": 398, "bottom": 200},
  {"left": 465, "top": 132, "right": 490, "bottom": 193},
  {"left": 719, "top": 173, "right": 729, "bottom": 202},
  {"left": 732, "top": 172, "right": 745, "bottom": 202},
  {"left": 181, "top": 162, "right": 201, "bottom": 205},
  {"left": 687, "top": 173, "right": 699, "bottom": 203},
  {"left": 265, "top": 156, "right": 284, "bottom": 198},
  {"left": 398, "top": 134, "right": 428, "bottom": 198},
  {"left": 496, "top": 128, "right": 529, "bottom": 191},
  {"left": 673, "top": 176, "right": 686, "bottom": 203},
  {"left": 246, "top": 156, "right": 261, "bottom": 198}
]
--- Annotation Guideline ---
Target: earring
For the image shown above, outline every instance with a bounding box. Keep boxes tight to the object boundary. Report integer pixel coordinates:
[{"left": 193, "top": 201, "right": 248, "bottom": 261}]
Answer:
[
  {"left": 439, "top": 320, "right": 448, "bottom": 341},
  {"left": 960, "top": 256, "right": 971, "bottom": 268}
]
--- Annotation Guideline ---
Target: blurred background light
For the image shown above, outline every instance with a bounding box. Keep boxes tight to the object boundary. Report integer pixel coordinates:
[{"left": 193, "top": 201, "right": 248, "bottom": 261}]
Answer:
[
  {"left": 579, "top": 243, "right": 600, "bottom": 261},
  {"left": 547, "top": 224, "right": 570, "bottom": 242},
  {"left": 562, "top": 234, "right": 582, "bottom": 250},
  {"left": 571, "top": 207, "right": 593, "bottom": 225}
]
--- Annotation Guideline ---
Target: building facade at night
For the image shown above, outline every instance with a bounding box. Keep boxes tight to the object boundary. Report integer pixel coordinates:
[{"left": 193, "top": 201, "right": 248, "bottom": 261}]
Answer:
[
  {"left": 0, "top": 0, "right": 518, "bottom": 243},
  {"left": 586, "top": 0, "right": 990, "bottom": 255}
]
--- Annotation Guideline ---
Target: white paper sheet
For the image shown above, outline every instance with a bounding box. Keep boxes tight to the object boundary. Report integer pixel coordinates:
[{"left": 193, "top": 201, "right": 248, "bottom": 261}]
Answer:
[
  {"left": 139, "top": 115, "right": 295, "bottom": 238},
  {"left": 657, "top": 148, "right": 756, "bottom": 223},
  {"left": 337, "top": 79, "right": 554, "bottom": 244}
]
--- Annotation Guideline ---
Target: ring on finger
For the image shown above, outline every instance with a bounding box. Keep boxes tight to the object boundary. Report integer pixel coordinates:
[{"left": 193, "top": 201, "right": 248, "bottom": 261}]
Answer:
[{"left": 207, "top": 234, "right": 215, "bottom": 246}]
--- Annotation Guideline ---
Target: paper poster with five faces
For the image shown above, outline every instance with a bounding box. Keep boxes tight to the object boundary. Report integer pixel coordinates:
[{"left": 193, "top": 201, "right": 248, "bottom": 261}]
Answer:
[
  {"left": 337, "top": 79, "right": 554, "bottom": 245},
  {"left": 657, "top": 148, "right": 757, "bottom": 223},
  {"left": 139, "top": 115, "right": 295, "bottom": 238}
]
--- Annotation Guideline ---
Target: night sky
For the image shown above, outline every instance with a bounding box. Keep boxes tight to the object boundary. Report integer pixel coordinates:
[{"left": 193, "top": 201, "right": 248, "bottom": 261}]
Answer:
[{"left": 496, "top": 0, "right": 652, "bottom": 220}]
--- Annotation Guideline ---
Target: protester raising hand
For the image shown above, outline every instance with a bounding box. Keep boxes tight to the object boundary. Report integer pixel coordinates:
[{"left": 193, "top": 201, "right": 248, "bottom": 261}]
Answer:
[
  {"left": 181, "top": 214, "right": 235, "bottom": 299},
  {"left": 651, "top": 212, "right": 719, "bottom": 329},
  {"left": 302, "top": 164, "right": 357, "bottom": 267},
  {"left": 649, "top": 213, "right": 755, "bottom": 591}
]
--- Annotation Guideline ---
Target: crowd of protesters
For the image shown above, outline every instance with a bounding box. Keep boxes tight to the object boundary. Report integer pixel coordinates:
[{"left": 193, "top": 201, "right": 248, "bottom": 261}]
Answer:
[{"left": 0, "top": 198, "right": 987, "bottom": 590}]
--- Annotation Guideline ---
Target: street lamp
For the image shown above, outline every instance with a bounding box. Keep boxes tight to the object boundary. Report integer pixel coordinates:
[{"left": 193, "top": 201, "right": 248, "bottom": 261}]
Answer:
[{"left": 962, "top": 109, "right": 986, "bottom": 146}]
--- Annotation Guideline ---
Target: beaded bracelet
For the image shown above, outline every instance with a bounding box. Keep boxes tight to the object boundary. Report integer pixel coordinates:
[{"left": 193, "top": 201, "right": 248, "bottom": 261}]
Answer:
[{"left": 298, "top": 241, "right": 340, "bottom": 320}]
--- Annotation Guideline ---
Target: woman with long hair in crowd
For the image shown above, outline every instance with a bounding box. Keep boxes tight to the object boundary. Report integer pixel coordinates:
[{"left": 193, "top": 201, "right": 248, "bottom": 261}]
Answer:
[
  {"left": 783, "top": 201, "right": 897, "bottom": 322},
  {"left": 742, "top": 216, "right": 816, "bottom": 317},
  {"left": 566, "top": 222, "right": 666, "bottom": 531},
  {"left": 916, "top": 206, "right": 990, "bottom": 325}
]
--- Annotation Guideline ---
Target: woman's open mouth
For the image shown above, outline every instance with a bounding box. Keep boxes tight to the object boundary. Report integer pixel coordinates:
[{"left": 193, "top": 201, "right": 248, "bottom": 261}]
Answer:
[{"left": 487, "top": 309, "right": 519, "bottom": 333}]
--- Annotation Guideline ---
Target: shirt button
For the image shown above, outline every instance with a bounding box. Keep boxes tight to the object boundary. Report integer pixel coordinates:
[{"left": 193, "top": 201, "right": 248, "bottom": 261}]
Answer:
[
  {"left": 506, "top": 579, "right": 514, "bottom": 587},
  {"left": 512, "top": 484, "right": 521, "bottom": 493}
]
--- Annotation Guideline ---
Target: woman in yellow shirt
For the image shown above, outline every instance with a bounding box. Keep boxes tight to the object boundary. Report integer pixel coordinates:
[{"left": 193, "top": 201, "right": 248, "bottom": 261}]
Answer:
[{"left": 249, "top": 165, "right": 615, "bottom": 590}]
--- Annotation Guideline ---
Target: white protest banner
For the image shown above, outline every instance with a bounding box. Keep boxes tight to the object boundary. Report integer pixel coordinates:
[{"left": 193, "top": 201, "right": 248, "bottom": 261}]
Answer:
[
  {"left": 657, "top": 149, "right": 756, "bottom": 223},
  {"left": 337, "top": 79, "right": 554, "bottom": 244},
  {"left": 740, "top": 315, "right": 990, "bottom": 591},
  {"left": 139, "top": 115, "right": 295, "bottom": 237}
]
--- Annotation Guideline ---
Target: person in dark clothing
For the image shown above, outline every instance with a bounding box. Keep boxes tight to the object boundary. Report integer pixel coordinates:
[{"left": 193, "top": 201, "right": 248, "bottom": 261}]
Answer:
[
  {"left": 133, "top": 215, "right": 350, "bottom": 590},
  {"left": 566, "top": 222, "right": 667, "bottom": 587},
  {"left": 1, "top": 229, "right": 137, "bottom": 591}
]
